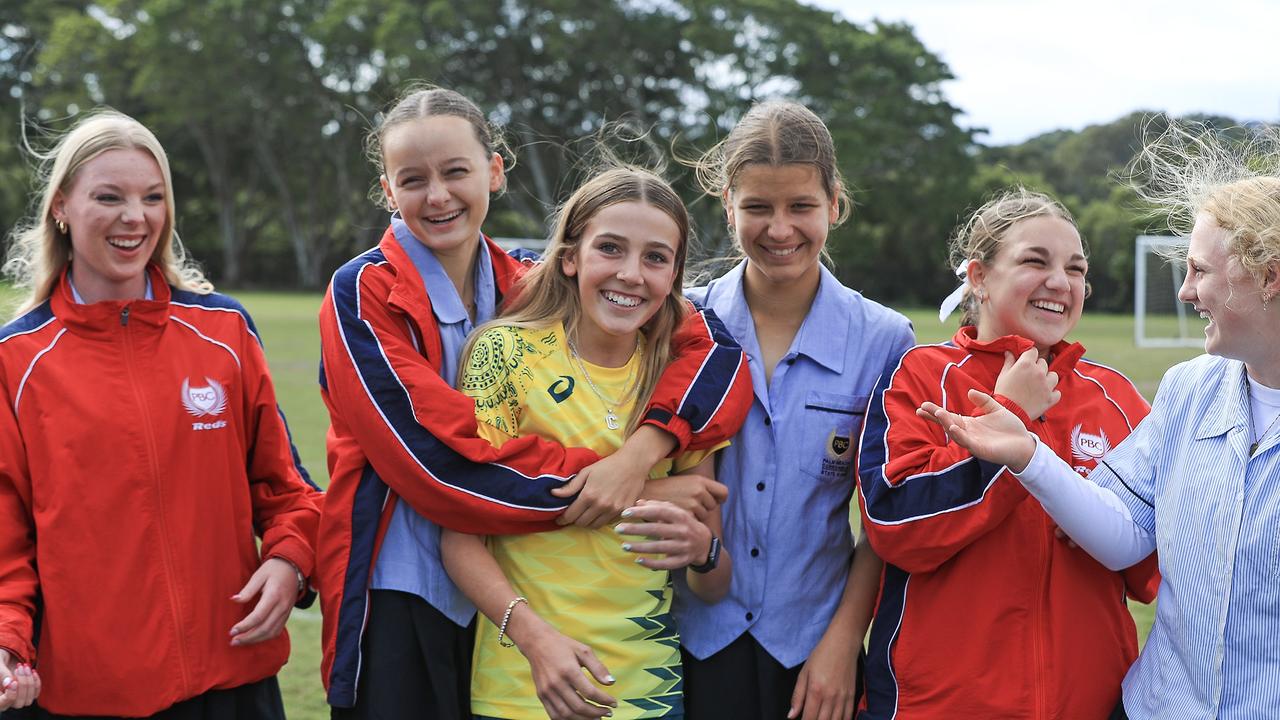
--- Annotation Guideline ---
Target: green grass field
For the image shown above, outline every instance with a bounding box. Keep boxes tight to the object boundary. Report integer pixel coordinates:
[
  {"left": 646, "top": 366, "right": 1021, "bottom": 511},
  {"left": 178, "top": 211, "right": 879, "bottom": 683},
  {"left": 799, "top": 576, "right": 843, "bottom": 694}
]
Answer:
[{"left": 4, "top": 286, "right": 1201, "bottom": 716}]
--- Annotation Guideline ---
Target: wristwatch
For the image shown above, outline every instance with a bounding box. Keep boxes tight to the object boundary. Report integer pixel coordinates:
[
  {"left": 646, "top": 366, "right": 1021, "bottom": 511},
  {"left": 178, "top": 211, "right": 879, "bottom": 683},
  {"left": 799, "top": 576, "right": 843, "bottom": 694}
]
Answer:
[{"left": 689, "top": 535, "right": 721, "bottom": 574}]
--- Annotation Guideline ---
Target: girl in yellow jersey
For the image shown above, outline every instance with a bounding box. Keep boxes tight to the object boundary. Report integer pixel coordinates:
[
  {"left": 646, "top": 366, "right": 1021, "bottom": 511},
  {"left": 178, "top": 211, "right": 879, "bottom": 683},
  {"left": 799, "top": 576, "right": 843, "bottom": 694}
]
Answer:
[{"left": 441, "top": 166, "right": 733, "bottom": 720}]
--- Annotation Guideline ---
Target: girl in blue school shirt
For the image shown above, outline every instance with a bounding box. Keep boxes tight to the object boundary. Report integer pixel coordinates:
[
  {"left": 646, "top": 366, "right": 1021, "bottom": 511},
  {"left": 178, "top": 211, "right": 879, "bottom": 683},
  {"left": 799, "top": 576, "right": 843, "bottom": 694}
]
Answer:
[{"left": 669, "top": 101, "right": 914, "bottom": 720}]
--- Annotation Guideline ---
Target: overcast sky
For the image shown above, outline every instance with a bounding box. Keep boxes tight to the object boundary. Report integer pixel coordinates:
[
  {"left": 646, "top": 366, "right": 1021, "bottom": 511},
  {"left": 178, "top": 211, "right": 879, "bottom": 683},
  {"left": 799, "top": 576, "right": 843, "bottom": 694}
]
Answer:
[{"left": 804, "top": 0, "right": 1280, "bottom": 145}]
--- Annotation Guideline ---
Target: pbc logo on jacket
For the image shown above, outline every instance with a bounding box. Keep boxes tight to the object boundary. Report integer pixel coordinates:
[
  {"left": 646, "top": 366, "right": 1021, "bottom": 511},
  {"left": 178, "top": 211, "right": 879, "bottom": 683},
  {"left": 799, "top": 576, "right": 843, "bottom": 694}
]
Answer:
[
  {"left": 1070, "top": 424, "right": 1110, "bottom": 476},
  {"left": 183, "top": 377, "right": 228, "bottom": 431}
]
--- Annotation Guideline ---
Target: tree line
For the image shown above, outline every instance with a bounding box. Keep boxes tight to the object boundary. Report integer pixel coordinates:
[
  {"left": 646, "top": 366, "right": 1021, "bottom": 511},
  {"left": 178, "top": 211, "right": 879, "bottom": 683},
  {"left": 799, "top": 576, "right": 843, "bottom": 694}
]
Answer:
[{"left": 0, "top": 0, "right": 1261, "bottom": 311}]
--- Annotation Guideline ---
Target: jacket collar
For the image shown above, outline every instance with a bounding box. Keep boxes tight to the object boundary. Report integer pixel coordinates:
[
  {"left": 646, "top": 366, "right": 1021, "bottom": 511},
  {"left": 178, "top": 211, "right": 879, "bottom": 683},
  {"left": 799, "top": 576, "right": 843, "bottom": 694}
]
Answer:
[
  {"left": 51, "top": 263, "right": 172, "bottom": 339},
  {"left": 952, "top": 326, "right": 1085, "bottom": 373}
]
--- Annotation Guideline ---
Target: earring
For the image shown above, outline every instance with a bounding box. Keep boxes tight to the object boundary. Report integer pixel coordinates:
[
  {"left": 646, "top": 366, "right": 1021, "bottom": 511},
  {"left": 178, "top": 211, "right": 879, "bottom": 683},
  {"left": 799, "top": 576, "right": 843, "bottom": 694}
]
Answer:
[
  {"left": 56, "top": 219, "right": 67, "bottom": 235},
  {"left": 1265, "top": 292, "right": 1274, "bottom": 312}
]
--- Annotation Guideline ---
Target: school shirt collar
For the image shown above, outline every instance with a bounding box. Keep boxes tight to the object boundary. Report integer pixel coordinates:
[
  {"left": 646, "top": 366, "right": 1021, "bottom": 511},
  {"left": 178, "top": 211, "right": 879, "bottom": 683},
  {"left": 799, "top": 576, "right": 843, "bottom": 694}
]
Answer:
[
  {"left": 68, "top": 268, "right": 155, "bottom": 303},
  {"left": 712, "top": 260, "right": 849, "bottom": 374},
  {"left": 390, "top": 213, "right": 495, "bottom": 327},
  {"left": 1196, "top": 358, "right": 1250, "bottom": 443}
]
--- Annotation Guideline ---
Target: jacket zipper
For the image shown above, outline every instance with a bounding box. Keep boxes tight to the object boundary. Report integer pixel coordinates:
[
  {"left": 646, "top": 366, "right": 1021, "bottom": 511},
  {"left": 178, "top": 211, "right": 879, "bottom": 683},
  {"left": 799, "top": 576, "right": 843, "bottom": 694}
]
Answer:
[{"left": 121, "top": 308, "right": 194, "bottom": 694}]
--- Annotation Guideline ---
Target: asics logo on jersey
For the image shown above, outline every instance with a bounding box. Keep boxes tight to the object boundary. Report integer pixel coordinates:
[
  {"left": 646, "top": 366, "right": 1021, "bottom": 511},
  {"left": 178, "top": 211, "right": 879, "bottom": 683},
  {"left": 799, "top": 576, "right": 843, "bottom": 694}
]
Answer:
[
  {"left": 183, "top": 377, "right": 228, "bottom": 430},
  {"left": 548, "top": 375, "right": 575, "bottom": 403}
]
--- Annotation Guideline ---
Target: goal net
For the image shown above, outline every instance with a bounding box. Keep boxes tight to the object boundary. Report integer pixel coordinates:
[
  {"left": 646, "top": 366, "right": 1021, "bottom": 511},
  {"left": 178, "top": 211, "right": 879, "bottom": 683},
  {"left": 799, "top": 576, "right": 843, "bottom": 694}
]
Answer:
[{"left": 1134, "top": 235, "right": 1205, "bottom": 348}]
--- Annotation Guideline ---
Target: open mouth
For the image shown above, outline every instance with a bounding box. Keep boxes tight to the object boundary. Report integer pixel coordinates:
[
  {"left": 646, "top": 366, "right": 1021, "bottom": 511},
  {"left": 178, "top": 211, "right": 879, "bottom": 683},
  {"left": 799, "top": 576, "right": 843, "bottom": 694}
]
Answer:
[
  {"left": 1031, "top": 300, "right": 1066, "bottom": 314},
  {"left": 426, "top": 209, "right": 464, "bottom": 224},
  {"left": 602, "top": 290, "right": 642, "bottom": 308},
  {"left": 762, "top": 245, "right": 801, "bottom": 257},
  {"left": 107, "top": 236, "right": 146, "bottom": 250}
]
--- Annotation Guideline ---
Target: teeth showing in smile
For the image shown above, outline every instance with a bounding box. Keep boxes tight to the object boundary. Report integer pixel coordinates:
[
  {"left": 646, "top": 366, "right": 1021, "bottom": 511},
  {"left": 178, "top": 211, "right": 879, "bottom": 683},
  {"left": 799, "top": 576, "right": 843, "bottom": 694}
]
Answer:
[
  {"left": 427, "top": 209, "right": 463, "bottom": 224},
  {"left": 107, "top": 237, "right": 144, "bottom": 249},
  {"left": 763, "top": 245, "right": 800, "bottom": 257},
  {"left": 603, "top": 290, "right": 641, "bottom": 308},
  {"left": 1032, "top": 300, "right": 1065, "bottom": 314}
]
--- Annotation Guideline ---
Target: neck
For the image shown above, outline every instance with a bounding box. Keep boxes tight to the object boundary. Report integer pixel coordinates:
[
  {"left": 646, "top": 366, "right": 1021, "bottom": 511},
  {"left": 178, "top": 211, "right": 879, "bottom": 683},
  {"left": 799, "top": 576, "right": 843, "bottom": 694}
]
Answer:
[
  {"left": 1246, "top": 362, "right": 1280, "bottom": 390},
  {"left": 743, "top": 262, "right": 820, "bottom": 322},
  {"left": 436, "top": 245, "right": 480, "bottom": 316},
  {"left": 70, "top": 267, "right": 148, "bottom": 304},
  {"left": 571, "top": 321, "right": 639, "bottom": 368}
]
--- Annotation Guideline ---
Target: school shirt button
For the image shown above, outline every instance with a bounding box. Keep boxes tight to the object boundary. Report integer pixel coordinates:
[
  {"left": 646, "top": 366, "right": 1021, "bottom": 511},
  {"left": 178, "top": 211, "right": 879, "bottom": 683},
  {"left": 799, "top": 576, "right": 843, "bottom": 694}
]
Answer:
[
  {"left": 764, "top": 417, "right": 772, "bottom": 426},
  {"left": 756, "top": 482, "right": 765, "bottom": 491},
  {"left": 746, "top": 612, "right": 754, "bottom": 621},
  {"left": 786, "top": 358, "right": 796, "bottom": 365},
  {"left": 750, "top": 548, "right": 760, "bottom": 557}
]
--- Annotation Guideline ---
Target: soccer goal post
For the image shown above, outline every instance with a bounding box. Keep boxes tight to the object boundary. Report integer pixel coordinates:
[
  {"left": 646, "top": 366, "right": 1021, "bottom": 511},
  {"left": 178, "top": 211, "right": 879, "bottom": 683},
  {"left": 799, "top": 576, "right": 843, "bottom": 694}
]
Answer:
[{"left": 1134, "top": 235, "right": 1204, "bottom": 348}]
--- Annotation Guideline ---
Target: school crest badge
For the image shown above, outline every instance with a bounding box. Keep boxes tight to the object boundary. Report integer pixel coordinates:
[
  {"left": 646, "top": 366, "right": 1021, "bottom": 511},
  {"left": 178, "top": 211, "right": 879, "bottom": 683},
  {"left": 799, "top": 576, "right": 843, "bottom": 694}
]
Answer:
[
  {"left": 182, "top": 377, "right": 228, "bottom": 418},
  {"left": 1070, "top": 424, "right": 1110, "bottom": 463}
]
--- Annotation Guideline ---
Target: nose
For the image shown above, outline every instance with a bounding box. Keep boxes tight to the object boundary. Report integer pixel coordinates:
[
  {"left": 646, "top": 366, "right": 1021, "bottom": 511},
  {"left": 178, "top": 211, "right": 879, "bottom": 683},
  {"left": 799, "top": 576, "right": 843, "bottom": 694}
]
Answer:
[
  {"left": 426, "top": 178, "right": 450, "bottom": 206},
  {"left": 766, "top": 216, "right": 792, "bottom": 242},
  {"left": 1043, "top": 264, "right": 1070, "bottom": 291},
  {"left": 1177, "top": 265, "right": 1195, "bottom": 304},
  {"left": 616, "top": 251, "right": 643, "bottom": 284},
  {"left": 120, "top": 197, "right": 145, "bottom": 224}
]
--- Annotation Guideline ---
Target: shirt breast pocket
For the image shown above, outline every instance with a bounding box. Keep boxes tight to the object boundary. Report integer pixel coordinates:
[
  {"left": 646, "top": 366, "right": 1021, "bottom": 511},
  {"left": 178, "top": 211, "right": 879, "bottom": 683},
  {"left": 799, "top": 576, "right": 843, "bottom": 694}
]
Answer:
[{"left": 800, "top": 391, "right": 868, "bottom": 483}]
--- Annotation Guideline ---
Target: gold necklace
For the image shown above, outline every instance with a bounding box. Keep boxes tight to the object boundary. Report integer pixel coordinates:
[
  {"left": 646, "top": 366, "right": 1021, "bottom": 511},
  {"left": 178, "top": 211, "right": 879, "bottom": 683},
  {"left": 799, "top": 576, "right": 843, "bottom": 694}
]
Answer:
[{"left": 566, "top": 336, "right": 640, "bottom": 430}]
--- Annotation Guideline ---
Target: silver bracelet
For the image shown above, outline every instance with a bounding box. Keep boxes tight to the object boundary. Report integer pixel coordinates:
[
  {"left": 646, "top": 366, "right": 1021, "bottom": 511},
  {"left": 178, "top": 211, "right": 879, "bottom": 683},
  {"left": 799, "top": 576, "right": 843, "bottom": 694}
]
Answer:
[{"left": 497, "top": 596, "right": 528, "bottom": 647}]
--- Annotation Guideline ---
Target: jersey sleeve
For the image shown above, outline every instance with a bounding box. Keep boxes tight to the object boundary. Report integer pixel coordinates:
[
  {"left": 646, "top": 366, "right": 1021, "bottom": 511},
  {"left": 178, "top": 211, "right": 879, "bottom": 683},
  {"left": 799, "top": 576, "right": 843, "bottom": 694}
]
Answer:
[
  {"left": 320, "top": 262, "right": 598, "bottom": 535},
  {"left": 237, "top": 312, "right": 324, "bottom": 581},
  {"left": 0, "top": 372, "right": 37, "bottom": 662},
  {"left": 459, "top": 326, "right": 526, "bottom": 447},
  {"left": 857, "top": 348, "right": 1032, "bottom": 573},
  {"left": 640, "top": 302, "right": 751, "bottom": 453}
]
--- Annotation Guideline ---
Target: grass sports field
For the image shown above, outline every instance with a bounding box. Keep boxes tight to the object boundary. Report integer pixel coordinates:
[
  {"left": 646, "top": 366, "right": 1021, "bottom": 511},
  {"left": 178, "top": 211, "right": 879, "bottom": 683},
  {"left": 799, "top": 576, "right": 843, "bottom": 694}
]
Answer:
[{"left": 4, "top": 286, "right": 1203, "bottom": 716}]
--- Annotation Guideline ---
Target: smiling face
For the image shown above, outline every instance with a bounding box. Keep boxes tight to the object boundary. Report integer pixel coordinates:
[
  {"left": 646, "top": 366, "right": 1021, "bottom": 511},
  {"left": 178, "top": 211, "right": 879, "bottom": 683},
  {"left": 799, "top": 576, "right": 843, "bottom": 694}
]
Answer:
[
  {"left": 1178, "top": 213, "right": 1275, "bottom": 365},
  {"left": 52, "top": 147, "right": 168, "bottom": 303},
  {"left": 561, "top": 201, "right": 682, "bottom": 363},
  {"left": 379, "top": 115, "right": 504, "bottom": 262},
  {"left": 970, "top": 215, "right": 1088, "bottom": 353},
  {"left": 727, "top": 163, "right": 839, "bottom": 292}
]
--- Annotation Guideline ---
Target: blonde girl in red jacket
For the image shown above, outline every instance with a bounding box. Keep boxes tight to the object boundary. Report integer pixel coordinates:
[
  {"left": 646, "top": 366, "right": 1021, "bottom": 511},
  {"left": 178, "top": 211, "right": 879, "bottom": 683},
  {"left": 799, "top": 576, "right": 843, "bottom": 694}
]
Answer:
[
  {"left": 856, "top": 189, "right": 1159, "bottom": 719},
  {"left": 0, "top": 111, "right": 321, "bottom": 717}
]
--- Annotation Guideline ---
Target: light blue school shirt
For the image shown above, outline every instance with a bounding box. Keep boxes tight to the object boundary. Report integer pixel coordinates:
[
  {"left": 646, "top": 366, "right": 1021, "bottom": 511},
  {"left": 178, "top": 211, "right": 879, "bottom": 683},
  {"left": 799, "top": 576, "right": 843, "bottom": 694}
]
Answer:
[
  {"left": 675, "top": 261, "right": 914, "bottom": 667},
  {"left": 369, "top": 215, "right": 495, "bottom": 626},
  {"left": 1092, "top": 354, "right": 1280, "bottom": 720}
]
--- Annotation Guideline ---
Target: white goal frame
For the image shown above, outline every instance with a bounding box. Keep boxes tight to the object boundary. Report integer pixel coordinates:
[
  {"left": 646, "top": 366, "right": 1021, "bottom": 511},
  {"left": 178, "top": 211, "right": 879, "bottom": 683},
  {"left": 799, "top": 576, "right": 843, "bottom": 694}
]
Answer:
[{"left": 1134, "top": 235, "right": 1203, "bottom": 348}]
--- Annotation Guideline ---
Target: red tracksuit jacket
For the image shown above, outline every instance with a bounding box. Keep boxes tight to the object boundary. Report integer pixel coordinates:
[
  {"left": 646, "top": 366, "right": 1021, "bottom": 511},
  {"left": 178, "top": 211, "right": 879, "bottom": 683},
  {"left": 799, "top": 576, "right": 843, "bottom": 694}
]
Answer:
[
  {"left": 0, "top": 266, "right": 321, "bottom": 715},
  {"left": 316, "top": 229, "right": 752, "bottom": 706},
  {"left": 857, "top": 328, "right": 1159, "bottom": 720}
]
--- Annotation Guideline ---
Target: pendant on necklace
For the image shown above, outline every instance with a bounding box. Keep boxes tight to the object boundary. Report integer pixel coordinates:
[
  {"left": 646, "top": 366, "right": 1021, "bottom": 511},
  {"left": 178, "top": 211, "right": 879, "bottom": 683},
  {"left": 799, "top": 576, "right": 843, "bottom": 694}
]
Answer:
[
  {"left": 605, "top": 409, "right": 620, "bottom": 430},
  {"left": 1251, "top": 441, "right": 1259, "bottom": 455}
]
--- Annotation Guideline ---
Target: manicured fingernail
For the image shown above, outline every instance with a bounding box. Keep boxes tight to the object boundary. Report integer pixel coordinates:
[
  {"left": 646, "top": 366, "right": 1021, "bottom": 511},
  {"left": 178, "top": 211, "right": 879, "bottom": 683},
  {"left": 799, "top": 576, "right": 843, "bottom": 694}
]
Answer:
[
  {"left": 620, "top": 509, "right": 633, "bottom": 517},
  {"left": 622, "top": 543, "right": 633, "bottom": 551},
  {"left": 605, "top": 674, "right": 615, "bottom": 683},
  {"left": 2, "top": 676, "right": 10, "bottom": 688},
  {"left": 634, "top": 557, "right": 645, "bottom": 564},
  {"left": 614, "top": 524, "right": 626, "bottom": 534}
]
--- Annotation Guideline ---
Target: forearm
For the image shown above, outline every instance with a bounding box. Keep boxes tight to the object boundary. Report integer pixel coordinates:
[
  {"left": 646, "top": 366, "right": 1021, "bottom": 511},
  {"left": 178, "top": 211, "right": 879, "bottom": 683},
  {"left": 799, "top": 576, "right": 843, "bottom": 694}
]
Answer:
[
  {"left": 684, "top": 511, "right": 731, "bottom": 603},
  {"left": 1013, "top": 438, "right": 1155, "bottom": 570},
  {"left": 622, "top": 424, "right": 678, "bottom": 473}
]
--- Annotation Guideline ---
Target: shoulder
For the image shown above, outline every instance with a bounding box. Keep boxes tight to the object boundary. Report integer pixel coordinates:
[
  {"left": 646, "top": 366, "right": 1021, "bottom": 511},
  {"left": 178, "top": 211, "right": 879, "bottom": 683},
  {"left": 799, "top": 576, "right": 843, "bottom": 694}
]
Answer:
[
  {"left": 0, "top": 300, "right": 59, "bottom": 347},
  {"left": 462, "top": 325, "right": 556, "bottom": 384},
  {"left": 330, "top": 247, "right": 393, "bottom": 298},
  {"left": 1074, "top": 357, "right": 1141, "bottom": 394},
  {"left": 169, "top": 289, "right": 261, "bottom": 343},
  {"left": 843, "top": 288, "right": 913, "bottom": 340},
  {"left": 1156, "top": 354, "right": 1228, "bottom": 405}
]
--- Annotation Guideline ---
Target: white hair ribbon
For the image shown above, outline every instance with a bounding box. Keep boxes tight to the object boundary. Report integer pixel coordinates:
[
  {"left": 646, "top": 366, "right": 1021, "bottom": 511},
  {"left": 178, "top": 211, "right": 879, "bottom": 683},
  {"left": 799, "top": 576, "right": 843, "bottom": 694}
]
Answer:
[{"left": 937, "top": 262, "right": 970, "bottom": 323}]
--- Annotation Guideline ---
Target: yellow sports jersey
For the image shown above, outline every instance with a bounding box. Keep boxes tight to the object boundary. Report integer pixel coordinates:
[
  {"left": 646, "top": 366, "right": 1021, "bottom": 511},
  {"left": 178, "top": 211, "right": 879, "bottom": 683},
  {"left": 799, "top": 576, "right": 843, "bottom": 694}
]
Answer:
[{"left": 460, "top": 322, "right": 712, "bottom": 719}]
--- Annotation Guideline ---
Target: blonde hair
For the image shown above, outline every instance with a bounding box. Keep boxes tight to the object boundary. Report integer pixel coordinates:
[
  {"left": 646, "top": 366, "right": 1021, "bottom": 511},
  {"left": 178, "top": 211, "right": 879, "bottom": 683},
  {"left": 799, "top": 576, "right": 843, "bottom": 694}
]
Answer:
[
  {"left": 3, "top": 110, "right": 211, "bottom": 318},
  {"left": 1130, "top": 120, "right": 1280, "bottom": 288},
  {"left": 948, "top": 188, "right": 1079, "bottom": 327},
  {"left": 365, "top": 84, "right": 512, "bottom": 209},
  {"left": 463, "top": 166, "right": 691, "bottom": 434}
]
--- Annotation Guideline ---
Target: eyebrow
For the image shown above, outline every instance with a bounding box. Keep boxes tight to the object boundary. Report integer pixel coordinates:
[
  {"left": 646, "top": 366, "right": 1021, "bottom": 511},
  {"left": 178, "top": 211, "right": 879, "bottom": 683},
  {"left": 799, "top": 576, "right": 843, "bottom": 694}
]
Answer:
[
  {"left": 1023, "top": 246, "right": 1087, "bottom": 263},
  {"left": 92, "top": 182, "right": 165, "bottom": 192},
  {"left": 738, "top": 194, "right": 823, "bottom": 204}
]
